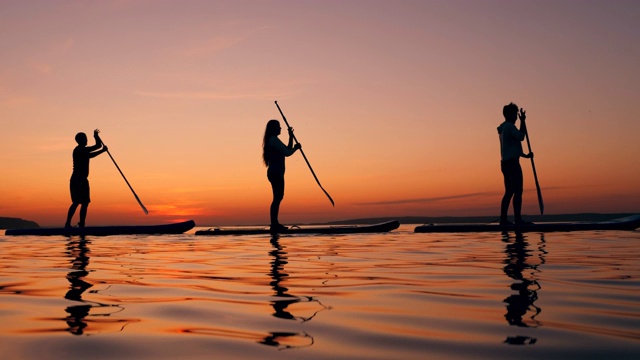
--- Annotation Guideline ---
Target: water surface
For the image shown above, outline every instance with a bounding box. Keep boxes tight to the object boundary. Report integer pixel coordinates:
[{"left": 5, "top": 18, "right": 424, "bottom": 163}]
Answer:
[{"left": 1, "top": 225, "right": 639, "bottom": 359}]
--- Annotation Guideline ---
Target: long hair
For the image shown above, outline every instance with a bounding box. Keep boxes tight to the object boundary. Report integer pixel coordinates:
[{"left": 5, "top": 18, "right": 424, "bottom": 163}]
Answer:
[{"left": 262, "top": 119, "right": 281, "bottom": 166}]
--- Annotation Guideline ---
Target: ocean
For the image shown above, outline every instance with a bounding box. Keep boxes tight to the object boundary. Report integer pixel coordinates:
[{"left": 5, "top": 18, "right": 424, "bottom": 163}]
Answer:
[{"left": 1, "top": 225, "right": 638, "bottom": 359}]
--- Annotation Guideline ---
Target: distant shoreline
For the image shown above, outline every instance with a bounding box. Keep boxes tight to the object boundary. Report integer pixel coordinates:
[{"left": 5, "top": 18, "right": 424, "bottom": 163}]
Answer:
[
  {"left": 0, "top": 217, "right": 40, "bottom": 230},
  {"left": 315, "top": 213, "right": 639, "bottom": 226}
]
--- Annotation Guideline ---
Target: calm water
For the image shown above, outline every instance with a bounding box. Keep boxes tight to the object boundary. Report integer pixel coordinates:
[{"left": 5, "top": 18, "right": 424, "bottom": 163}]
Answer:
[{"left": 1, "top": 225, "right": 639, "bottom": 359}]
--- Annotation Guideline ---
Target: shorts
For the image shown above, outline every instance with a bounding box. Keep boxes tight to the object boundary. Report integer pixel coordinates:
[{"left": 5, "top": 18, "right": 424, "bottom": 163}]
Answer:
[{"left": 70, "top": 176, "right": 91, "bottom": 204}]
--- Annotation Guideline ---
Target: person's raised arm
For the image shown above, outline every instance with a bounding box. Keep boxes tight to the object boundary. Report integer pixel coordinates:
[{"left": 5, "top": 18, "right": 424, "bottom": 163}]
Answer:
[
  {"left": 518, "top": 108, "right": 532, "bottom": 158},
  {"left": 286, "top": 127, "right": 295, "bottom": 149},
  {"left": 518, "top": 108, "right": 528, "bottom": 135},
  {"left": 87, "top": 129, "right": 103, "bottom": 151},
  {"left": 89, "top": 144, "right": 108, "bottom": 158}
]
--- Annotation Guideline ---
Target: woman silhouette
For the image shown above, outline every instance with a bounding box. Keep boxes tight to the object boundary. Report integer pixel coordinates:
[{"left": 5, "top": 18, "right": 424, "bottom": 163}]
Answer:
[{"left": 262, "top": 119, "right": 301, "bottom": 233}]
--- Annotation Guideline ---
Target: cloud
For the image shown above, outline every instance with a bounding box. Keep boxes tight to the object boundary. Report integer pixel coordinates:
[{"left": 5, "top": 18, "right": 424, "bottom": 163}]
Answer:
[
  {"left": 134, "top": 87, "right": 300, "bottom": 101},
  {"left": 26, "top": 38, "right": 74, "bottom": 76},
  {"left": 60, "top": 38, "right": 75, "bottom": 53},
  {"left": 0, "top": 83, "right": 35, "bottom": 106},
  {"left": 355, "top": 191, "right": 499, "bottom": 206},
  {"left": 180, "top": 26, "right": 272, "bottom": 59},
  {"left": 181, "top": 35, "right": 246, "bottom": 59},
  {"left": 134, "top": 90, "right": 275, "bottom": 100},
  {"left": 32, "top": 62, "right": 53, "bottom": 75},
  {"left": 356, "top": 185, "right": 587, "bottom": 207}
]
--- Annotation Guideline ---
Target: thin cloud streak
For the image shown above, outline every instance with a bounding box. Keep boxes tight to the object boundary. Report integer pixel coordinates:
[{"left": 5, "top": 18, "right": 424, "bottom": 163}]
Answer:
[
  {"left": 133, "top": 78, "right": 314, "bottom": 100},
  {"left": 357, "top": 185, "right": 595, "bottom": 207},
  {"left": 356, "top": 192, "right": 499, "bottom": 206},
  {"left": 180, "top": 26, "right": 272, "bottom": 59},
  {"left": 134, "top": 90, "right": 295, "bottom": 101}
]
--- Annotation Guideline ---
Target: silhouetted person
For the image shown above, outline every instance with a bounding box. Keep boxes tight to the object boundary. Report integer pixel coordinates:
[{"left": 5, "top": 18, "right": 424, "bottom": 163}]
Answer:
[
  {"left": 497, "top": 103, "right": 533, "bottom": 226},
  {"left": 65, "top": 129, "right": 108, "bottom": 228},
  {"left": 263, "top": 119, "right": 301, "bottom": 233}
]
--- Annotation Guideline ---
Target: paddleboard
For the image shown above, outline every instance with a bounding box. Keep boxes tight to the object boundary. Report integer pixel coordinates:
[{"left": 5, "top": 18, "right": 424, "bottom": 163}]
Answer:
[
  {"left": 414, "top": 215, "right": 640, "bottom": 233},
  {"left": 5, "top": 220, "right": 196, "bottom": 236},
  {"left": 195, "top": 220, "right": 400, "bottom": 236}
]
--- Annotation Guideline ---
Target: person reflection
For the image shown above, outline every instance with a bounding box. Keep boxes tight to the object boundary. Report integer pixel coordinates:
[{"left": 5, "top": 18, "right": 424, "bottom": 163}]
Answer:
[
  {"left": 259, "top": 235, "right": 317, "bottom": 349},
  {"left": 64, "top": 236, "right": 93, "bottom": 335},
  {"left": 268, "top": 235, "right": 299, "bottom": 320},
  {"left": 502, "top": 232, "right": 545, "bottom": 345}
]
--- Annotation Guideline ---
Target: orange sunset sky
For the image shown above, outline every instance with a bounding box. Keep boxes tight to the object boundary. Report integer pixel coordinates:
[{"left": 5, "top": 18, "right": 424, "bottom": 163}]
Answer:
[{"left": 1, "top": 0, "right": 639, "bottom": 227}]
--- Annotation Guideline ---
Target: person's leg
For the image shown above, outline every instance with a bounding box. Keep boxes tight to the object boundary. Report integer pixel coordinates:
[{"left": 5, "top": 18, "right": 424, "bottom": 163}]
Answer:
[
  {"left": 500, "top": 161, "right": 514, "bottom": 224},
  {"left": 66, "top": 203, "right": 79, "bottom": 227},
  {"left": 78, "top": 203, "right": 88, "bottom": 227},
  {"left": 269, "top": 175, "right": 285, "bottom": 227}
]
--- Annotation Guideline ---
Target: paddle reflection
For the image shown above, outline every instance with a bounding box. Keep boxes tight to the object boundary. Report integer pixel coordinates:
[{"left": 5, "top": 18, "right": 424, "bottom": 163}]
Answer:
[
  {"left": 64, "top": 237, "right": 125, "bottom": 335},
  {"left": 260, "top": 235, "right": 323, "bottom": 349},
  {"left": 502, "top": 232, "right": 546, "bottom": 345}
]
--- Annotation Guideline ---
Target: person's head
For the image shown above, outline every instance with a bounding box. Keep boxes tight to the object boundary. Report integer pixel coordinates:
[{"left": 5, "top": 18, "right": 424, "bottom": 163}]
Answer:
[
  {"left": 503, "top": 102, "right": 519, "bottom": 123},
  {"left": 75, "top": 132, "right": 88, "bottom": 146},
  {"left": 265, "top": 119, "right": 281, "bottom": 137},
  {"left": 263, "top": 119, "right": 282, "bottom": 166}
]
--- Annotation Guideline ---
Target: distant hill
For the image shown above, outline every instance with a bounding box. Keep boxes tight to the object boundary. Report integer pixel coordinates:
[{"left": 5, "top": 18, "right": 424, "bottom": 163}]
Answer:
[
  {"left": 0, "top": 217, "right": 40, "bottom": 230},
  {"left": 324, "top": 213, "right": 638, "bottom": 225}
]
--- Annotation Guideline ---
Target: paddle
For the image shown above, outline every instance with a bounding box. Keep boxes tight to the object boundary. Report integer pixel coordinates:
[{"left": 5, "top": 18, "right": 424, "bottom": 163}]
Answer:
[
  {"left": 103, "top": 140, "right": 149, "bottom": 215},
  {"left": 274, "top": 101, "right": 335, "bottom": 206},
  {"left": 521, "top": 109, "right": 544, "bottom": 215}
]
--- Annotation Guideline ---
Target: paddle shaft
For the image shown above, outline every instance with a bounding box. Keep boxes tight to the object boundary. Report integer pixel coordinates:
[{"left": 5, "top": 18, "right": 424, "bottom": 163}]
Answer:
[
  {"left": 274, "top": 101, "right": 335, "bottom": 206},
  {"left": 104, "top": 146, "right": 149, "bottom": 215},
  {"left": 523, "top": 120, "right": 544, "bottom": 215}
]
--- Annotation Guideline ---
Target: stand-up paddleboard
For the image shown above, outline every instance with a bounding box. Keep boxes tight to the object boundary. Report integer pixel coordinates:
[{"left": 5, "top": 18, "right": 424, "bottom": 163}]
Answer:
[
  {"left": 196, "top": 220, "right": 400, "bottom": 236},
  {"left": 414, "top": 215, "right": 640, "bottom": 233},
  {"left": 5, "top": 220, "right": 196, "bottom": 236}
]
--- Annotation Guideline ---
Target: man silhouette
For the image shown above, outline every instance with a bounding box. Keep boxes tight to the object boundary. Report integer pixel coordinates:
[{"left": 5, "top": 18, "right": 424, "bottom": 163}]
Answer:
[
  {"left": 65, "top": 129, "right": 108, "bottom": 228},
  {"left": 498, "top": 103, "right": 533, "bottom": 226}
]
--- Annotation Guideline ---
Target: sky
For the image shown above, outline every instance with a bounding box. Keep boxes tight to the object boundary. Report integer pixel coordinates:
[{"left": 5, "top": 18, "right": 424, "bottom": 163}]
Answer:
[{"left": 1, "top": 0, "right": 639, "bottom": 226}]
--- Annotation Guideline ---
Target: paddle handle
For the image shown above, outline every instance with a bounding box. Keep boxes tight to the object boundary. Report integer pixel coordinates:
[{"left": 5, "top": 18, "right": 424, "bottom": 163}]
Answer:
[
  {"left": 105, "top": 146, "right": 149, "bottom": 215},
  {"left": 523, "top": 120, "right": 544, "bottom": 215},
  {"left": 275, "top": 101, "right": 335, "bottom": 206}
]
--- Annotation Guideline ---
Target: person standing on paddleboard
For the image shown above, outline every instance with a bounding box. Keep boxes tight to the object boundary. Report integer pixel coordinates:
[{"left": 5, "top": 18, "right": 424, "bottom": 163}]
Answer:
[
  {"left": 497, "top": 103, "right": 533, "bottom": 226},
  {"left": 65, "top": 129, "right": 108, "bottom": 228},
  {"left": 263, "top": 119, "right": 301, "bottom": 233}
]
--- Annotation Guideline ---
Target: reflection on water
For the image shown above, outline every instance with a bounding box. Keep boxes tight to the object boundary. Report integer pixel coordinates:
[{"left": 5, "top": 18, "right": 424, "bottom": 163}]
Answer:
[
  {"left": 64, "top": 237, "right": 93, "bottom": 335},
  {"left": 64, "top": 237, "right": 125, "bottom": 335},
  {"left": 1, "top": 227, "right": 639, "bottom": 359},
  {"left": 502, "top": 232, "right": 546, "bottom": 345},
  {"left": 262, "top": 235, "right": 319, "bottom": 349}
]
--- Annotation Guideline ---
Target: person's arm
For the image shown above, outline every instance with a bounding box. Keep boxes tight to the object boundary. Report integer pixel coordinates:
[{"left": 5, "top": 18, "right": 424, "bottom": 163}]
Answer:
[
  {"left": 518, "top": 108, "right": 531, "bottom": 158},
  {"left": 286, "top": 127, "right": 295, "bottom": 149},
  {"left": 87, "top": 129, "right": 103, "bottom": 152},
  {"left": 270, "top": 136, "right": 300, "bottom": 157},
  {"left": 517, "top": 108, "right": 528, "bottom": 138},
  {"left": 89, "top": 145, "right": 108, "bottom": 158}
]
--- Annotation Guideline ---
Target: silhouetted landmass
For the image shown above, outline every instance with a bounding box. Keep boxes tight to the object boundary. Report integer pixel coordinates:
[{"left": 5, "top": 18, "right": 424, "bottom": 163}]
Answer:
[
  {"left": 323, "top": 213, "right": 638, "bottom": 225},
  {"left": 0, "top": 217, "right": 40, "bottom": 230}
]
